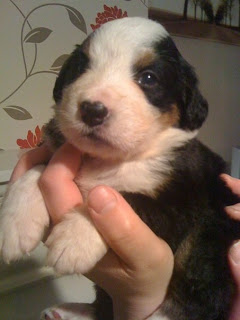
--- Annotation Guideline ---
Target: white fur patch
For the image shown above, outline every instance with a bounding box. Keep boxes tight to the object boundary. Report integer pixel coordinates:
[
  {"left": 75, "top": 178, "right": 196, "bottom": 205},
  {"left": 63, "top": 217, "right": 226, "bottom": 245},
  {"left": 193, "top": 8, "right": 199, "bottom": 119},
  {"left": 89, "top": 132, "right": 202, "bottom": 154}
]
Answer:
[
  {"left": 40, "top": 303, "right": 95, "bottom": 320},
  {"left": 89, "top": 17, "right": 168, "bottom": 72},
  {"left": 46, "top": 207, "right": 107, "bottom": 275},
  {"left": 0, "top": 165, "right": 49, "bottom": 263},
  {"left": 76, "top": 128, "right": 198, "bottom": 199},
  {"left": 0, "top": 166, "right": 107, "bottom": 274}
]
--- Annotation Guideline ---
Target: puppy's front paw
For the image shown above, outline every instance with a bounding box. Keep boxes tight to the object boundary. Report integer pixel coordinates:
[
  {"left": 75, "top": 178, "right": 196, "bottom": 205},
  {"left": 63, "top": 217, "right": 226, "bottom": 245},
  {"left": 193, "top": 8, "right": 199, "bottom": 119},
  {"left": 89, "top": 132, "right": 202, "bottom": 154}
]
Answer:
[
  {"left": 0, "top": 165, "right": 49, "bottom": 262},
  {"left": 46, "top": 208, "right": 108, "bottom": 274},
  {"left": 40, "top": 303, "right": 95, "bottom": 320}
]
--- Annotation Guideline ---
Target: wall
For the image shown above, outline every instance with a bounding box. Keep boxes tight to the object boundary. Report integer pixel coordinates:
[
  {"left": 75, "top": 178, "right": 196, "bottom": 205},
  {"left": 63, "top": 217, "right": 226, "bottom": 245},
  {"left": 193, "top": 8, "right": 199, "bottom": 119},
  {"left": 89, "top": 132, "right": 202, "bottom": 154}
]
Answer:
[
  {"left": 149, "top": 1, "right": 240, "bottom": 163},
  {"left": 173, "top": 36, "right": 240, "bottom": 163},
  {"left": 0, "top": 0, "right": 148, "bottom": 151}
]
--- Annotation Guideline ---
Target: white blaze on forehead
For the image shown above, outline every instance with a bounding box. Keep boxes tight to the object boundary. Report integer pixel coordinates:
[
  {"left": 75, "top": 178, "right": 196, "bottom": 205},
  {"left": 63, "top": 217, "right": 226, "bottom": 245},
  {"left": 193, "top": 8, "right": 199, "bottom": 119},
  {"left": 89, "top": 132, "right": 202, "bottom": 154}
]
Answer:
[
  {"left": 57, "top": 18, "right": 174, "bottom": 161},
  {"left": 89, "top": 17, "right": 169, "bottom": 70}
]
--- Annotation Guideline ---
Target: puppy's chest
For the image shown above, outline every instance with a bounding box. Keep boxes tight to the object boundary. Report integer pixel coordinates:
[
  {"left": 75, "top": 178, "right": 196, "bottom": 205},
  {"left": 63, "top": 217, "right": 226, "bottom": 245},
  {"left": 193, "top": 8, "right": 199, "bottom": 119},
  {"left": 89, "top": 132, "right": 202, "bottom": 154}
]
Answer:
[{"left": 74, "top": 157, "right": 166, "bottom": 200}]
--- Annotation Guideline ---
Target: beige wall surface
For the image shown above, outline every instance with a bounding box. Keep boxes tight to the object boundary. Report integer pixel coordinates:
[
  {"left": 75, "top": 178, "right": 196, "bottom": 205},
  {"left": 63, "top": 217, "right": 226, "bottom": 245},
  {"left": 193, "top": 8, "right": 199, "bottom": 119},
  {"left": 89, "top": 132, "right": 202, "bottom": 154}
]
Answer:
[
  {"left": 173, "top": 36, "right": 240, "bottom": 163},
  {"left": 0, "top": 0, "right": 148, "bottom": 151}
]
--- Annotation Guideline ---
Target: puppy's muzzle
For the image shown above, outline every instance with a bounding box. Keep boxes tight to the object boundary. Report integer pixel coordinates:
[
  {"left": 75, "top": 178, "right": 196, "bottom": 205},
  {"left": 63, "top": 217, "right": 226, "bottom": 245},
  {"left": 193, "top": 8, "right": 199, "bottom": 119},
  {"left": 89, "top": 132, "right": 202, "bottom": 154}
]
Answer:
[{"left": 79, "top": 100, "right": 109, "bottom": 127}]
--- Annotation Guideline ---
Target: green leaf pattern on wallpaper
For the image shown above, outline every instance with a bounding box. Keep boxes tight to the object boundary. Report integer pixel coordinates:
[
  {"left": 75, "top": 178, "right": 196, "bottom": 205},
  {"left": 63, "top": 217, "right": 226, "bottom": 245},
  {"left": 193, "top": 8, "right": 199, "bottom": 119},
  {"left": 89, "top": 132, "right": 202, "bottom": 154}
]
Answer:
[{"left": 0, "top": 1, "right": 88, "bottom": 149}]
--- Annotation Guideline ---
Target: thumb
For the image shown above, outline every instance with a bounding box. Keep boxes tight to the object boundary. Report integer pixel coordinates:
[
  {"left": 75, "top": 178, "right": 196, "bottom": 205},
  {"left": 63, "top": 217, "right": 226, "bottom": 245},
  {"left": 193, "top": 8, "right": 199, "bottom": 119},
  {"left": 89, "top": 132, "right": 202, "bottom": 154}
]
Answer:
[{"left": 87, "top": 185, "right": 173, "bottom": 271}]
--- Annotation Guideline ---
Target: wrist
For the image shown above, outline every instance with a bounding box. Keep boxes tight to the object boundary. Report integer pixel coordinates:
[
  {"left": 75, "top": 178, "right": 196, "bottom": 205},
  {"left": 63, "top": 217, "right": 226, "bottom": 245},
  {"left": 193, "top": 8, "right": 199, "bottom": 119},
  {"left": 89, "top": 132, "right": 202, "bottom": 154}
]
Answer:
[
  {"left": 113, "top": 299, "right": 140, "bottom": 320},
  {"left": 112, "top": 297, "right": 161, "bottom": 320}
]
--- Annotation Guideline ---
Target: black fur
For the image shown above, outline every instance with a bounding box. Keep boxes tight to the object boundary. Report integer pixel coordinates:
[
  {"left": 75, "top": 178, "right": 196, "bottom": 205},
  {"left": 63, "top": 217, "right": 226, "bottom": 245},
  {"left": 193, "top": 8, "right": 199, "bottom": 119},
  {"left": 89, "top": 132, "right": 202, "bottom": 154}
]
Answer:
[
  {"left": 134, "top": 36, "right": 208, "bottom": 131},
  {"left": 47, "top": 24, "right": 240, "bottom": 320},
  {"left": 93, "top": 140, "right": 240, "bottom": 320},
  {"left": 157, "top": 37, "right": 209, "bottom": 130},
  {"left": 53, "top": 45, "right": 89, "bottom": 103}
]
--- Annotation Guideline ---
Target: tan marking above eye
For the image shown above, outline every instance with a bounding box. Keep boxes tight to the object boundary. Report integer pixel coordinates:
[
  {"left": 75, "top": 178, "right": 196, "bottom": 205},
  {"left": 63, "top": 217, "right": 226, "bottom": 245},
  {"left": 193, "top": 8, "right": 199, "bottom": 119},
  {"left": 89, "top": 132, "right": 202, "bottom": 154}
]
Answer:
[{"left": 134, "top": 49, "right": 156, "bottom": 70}]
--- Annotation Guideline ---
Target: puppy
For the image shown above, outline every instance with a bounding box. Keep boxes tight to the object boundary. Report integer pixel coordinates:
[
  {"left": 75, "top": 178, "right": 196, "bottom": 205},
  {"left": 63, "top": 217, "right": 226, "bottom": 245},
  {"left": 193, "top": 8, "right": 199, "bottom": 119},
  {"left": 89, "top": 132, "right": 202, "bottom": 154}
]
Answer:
[{"left": 0, "top": 17, "right": 240, "bottom": 320}]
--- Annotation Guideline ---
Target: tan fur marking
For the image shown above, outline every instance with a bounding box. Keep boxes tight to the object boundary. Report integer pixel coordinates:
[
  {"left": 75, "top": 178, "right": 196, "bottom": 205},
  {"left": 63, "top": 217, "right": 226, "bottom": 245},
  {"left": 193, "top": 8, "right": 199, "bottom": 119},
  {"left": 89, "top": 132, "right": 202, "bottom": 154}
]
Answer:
[
  {"left": 134, "top": 49, "right": 156, "bottom": 70},
  {"left": 159, "top": 104, "right": 180, "bottom": 128},
  {"left": 174, "top": 232, "right": 195, "bottom": 271}
]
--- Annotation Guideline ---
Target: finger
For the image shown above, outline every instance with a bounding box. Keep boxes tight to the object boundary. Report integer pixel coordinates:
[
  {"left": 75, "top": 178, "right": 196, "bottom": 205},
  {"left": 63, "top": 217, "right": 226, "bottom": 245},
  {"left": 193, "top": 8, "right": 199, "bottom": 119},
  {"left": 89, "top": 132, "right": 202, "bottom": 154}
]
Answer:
[
  {"left": 46, "top": 143, "right": 82, "bottom": 180},
  {"left": 225, "top": 203, "right": 240, "bottom": 220},
  {"left": 229, "top": 241, "right": 240, "bottom": 290},
  {"left": 10, "top": 144, "right": 52, "bottom": 182},
  {"left": 39, "top": 143, "right": 82, "bottom": 224},
  {"left": 221, "top": 174, "right": 240, "bottom": 197},
  {"left": 228, "top": 241, "right": 240, "bottom": 320},
  {"left": 228, "top": 301, "right": 240, "bottom": 320},
  {"left": 87, "top": 185, "right": 173, "bottom": 271}
]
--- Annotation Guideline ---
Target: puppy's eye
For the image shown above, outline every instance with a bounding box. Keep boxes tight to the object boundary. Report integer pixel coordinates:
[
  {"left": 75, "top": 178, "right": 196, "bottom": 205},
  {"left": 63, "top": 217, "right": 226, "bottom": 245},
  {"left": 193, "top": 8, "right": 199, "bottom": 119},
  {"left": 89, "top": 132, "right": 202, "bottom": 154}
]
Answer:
[{"left": 138, "top": 71, "right": 158, "bottom": 88}]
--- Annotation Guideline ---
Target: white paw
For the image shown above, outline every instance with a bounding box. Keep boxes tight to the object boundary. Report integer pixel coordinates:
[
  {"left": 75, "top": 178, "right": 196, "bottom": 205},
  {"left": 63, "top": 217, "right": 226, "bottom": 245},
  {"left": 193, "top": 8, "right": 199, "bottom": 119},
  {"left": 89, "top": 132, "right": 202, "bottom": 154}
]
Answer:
[
  {"left": 40, "top": 303, "right": 95, "bottom": 320},
  {"left": 46, "top": 207, "right": 108, "bottom": 274},
  {"left": 0, "top": 165, "right": 49, "bottom": 262}
]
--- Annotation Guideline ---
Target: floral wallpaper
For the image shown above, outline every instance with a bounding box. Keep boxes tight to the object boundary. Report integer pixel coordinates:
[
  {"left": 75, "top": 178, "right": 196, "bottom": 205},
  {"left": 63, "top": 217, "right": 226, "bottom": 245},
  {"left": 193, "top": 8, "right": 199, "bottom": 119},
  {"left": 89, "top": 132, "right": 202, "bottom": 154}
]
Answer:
[{"left": 0, "top": 0, "right": 148, "bottom": 150}]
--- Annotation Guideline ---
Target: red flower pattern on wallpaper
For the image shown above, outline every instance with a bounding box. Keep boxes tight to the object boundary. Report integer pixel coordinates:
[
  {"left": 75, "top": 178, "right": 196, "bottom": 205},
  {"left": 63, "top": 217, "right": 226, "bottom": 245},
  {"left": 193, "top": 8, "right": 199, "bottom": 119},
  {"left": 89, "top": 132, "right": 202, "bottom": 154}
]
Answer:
[
  {"left": 17, "top": 125, "right": 43, "bottom": 149},
  {"left": 91, "top": 5, "right": 128, "bottom": 31}
]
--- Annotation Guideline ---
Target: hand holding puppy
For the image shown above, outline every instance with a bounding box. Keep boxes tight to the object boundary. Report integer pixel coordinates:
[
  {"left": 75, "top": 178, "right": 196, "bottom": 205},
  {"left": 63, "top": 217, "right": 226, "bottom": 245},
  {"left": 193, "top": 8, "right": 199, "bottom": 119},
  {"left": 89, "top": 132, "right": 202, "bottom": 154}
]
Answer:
[
  {"left": 8, "top": 144, "right": 240, "bottom": 320},
  {"left": 7, "top": 143, "right": 240, "bottom": 320},
  {"left": 10, "top": 143, "right": 174, "bottom": 319},
  {"left": 39, "top": 143, "right": 174, "bottom": 320},
  {"left": 40, "top": 154, "right": 240, "bottom": 320}
]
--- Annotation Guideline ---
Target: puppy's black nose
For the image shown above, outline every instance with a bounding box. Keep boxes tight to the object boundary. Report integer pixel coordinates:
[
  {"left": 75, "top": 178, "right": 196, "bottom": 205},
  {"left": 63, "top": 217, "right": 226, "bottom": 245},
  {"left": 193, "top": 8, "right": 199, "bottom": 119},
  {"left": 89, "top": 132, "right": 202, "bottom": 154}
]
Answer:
[{"left": 79, "top": 100, "right": 108, "bottom": 127}]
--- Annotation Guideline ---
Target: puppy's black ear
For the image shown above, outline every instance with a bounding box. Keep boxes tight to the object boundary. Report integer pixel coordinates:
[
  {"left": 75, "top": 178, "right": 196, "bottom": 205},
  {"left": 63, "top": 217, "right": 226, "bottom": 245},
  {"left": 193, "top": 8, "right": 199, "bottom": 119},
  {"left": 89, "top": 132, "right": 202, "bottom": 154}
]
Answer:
[
  {"left": 178, "top": 58, "right": 208, "bottom": 131},
  {"left": 53, "top": 45, "right": 89, "bottom": 103},
  {"left": 53, "top": 55, "right": 72, "bottom": 103}
]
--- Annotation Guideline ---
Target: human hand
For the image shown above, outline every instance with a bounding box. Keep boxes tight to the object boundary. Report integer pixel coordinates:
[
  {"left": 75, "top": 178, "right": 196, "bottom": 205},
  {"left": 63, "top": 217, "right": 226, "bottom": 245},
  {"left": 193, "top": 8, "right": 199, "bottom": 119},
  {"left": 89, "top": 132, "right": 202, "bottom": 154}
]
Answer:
[
  {"left": 10, "top": 149, "right": 240, "bottom": 320},
  {"left": 38, "top": 144, "right": 174, "bottom": 320},
  {"left": 10, "top": 144, "right": 52, "bottom": 183},
  {"left": 86, "top": 186, "right": 174, "bottom": 320},
  {"left": 10, "top": 143, "right": 82, "bottom": 225},
  {"left": 221, "top": 174, "right": 240, "bottom": 320}
]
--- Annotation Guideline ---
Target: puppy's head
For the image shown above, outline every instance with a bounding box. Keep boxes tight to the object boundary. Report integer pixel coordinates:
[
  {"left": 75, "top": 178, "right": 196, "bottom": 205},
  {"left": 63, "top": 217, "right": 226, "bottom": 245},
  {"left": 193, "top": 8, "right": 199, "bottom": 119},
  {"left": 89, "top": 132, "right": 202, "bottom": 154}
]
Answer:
[{"left": 53, "top": 17, "right": 208, "bottom": 160}]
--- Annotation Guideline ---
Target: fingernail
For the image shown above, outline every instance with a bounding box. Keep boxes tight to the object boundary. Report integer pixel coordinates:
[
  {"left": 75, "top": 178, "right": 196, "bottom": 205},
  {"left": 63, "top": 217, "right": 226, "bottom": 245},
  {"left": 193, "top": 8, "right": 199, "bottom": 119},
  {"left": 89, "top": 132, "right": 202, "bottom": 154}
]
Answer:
[
  {"left": 232, "top": 203, "right": 240, "bottom": 212},
  {"left": 226, "top": 204, "right": 240, "bottom": 216},
  {"left": 88, "top": 186, "right": 117, "bottom": 214},
  {"left": 230, "top": 241, "right": 240, "bottom": 265}
]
